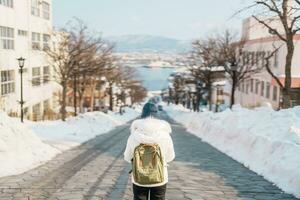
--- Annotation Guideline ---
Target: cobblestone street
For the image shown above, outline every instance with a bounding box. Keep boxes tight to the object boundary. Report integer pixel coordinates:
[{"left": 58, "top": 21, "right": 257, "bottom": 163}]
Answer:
[{"left": 0, "top": 114, "right": 298, "bottom": 200}]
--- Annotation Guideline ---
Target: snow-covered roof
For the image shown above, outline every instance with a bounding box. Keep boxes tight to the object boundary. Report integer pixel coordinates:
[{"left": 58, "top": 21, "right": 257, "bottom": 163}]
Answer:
[{"left": 212, "top": 80, "right": 227, "bottom": 86}]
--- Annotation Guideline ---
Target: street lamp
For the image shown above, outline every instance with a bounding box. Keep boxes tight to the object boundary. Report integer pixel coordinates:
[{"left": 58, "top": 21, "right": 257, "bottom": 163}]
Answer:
[
  {"left": 17, "top": 57, "right": 25, "bottom": 123},
  {"left": 230, "top": 61, "right": 238, "bottom": 108}
]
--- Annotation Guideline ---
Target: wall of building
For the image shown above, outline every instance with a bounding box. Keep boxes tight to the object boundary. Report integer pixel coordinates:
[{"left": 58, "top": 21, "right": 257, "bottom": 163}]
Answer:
[
  {"left": 0, "top": 0, "right": 60, "bottom": 120},
  {"left": 235, "top": 17, "right": 300, "bottom": 109}
]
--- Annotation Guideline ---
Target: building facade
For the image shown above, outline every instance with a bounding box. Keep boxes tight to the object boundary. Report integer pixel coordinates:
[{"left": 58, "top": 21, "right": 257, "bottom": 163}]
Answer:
[
  {"left": 235, "top": 17, "right": 300, "bottom": 109},
  {"left": 0, "top": 0, "right": 59, "bottom": 120}
]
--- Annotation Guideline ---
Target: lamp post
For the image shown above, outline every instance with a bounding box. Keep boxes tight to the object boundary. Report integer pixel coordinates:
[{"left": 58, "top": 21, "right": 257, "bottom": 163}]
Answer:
[
  {"left": 230, "top": 61, "right": 237, "bottom": 109},
  {"left": 17, "top": 57, "right": 25, "bottom": 123}
]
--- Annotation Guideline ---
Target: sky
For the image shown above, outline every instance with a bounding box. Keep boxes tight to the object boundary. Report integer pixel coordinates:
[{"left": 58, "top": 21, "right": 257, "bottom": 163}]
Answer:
[{"left": 53, "top": 0, "right": 252, "bottom": 40}]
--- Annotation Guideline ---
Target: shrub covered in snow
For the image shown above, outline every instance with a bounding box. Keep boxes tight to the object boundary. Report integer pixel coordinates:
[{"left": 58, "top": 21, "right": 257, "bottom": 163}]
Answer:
[{"left": 165, "top": 104, "right": 300, "bottom": 198}]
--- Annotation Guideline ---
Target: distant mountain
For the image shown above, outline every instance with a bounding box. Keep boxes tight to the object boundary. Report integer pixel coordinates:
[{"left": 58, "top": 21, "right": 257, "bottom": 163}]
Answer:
[{"left": 106, "top": 35, "right": 191, "bottom": 53}]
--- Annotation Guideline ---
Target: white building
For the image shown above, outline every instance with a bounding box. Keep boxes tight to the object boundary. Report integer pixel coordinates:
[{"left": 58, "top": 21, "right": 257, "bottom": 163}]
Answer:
[
  {"left": 0, "top": 0, "right": 59, "bottom": 120},
  {"left": 235, "top": 17, "right": 300, "bottom": 109}
]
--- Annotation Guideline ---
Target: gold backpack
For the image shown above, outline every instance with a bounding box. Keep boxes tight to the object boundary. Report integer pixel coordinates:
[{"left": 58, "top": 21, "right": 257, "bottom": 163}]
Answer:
[{"left": 132, "top": 143, "right": 164, "bottom": 185}]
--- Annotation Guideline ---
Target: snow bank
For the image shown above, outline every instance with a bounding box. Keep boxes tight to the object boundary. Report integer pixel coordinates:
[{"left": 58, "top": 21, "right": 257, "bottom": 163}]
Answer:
[
  {"left": 28, "top": 107, "right": 140, "bottom": 149},
  {"left": 165, "top": 104, "right": 300, "bottom": 198},
  {"left": 107, "top": 107, "right": 142, "bottom": 124},
  {"left": 0, "top": 112, "right": 59, "bottom": 177},
  {"left": 0, "top": 107, "right": 140, "bottom": 178}
]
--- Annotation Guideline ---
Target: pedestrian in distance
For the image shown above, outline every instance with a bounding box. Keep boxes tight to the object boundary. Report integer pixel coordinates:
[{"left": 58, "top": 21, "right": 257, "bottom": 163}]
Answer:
[{"left": 124, "top": 102, "right": 175, "bottom": 200}]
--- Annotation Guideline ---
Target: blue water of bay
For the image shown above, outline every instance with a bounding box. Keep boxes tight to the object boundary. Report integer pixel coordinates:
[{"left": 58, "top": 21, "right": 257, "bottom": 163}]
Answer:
[{"left": 135, "top": 67, "right": 175, "bottom": 91}]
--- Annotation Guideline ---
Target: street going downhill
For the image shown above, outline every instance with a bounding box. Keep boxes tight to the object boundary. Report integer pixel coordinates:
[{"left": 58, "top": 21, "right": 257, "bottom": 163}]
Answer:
[{"left": 0, "top": 112, "right": 298, "bottom": 200}]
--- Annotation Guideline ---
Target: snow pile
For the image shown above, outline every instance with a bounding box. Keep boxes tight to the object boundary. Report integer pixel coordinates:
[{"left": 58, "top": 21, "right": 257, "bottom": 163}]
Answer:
[
  {"left": 28, "top": 107, "right": 141, "bottom": 150},
  {"left": 107, "top": 107, "right": 141, "bottom": 124},
  {"left": 0, "top": 107, "right": 140, "bottom": 178},
  {"left": 165, "top": 104, "right": 300, "bottom": 198},
  {"left": 0, "top": 112, "right": 59, "bottom": 177}
]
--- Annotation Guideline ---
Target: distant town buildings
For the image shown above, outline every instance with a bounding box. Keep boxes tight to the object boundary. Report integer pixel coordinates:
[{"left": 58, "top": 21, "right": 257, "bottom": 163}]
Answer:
[
  {"left": 115, "top": 52, "right": 188, "bottom": 68},
  {"left": 0, "top": 0, "right": 59, "bottom": 120},
  {"left": 234, "top": 17, "right": 300, "bottom": 109}
]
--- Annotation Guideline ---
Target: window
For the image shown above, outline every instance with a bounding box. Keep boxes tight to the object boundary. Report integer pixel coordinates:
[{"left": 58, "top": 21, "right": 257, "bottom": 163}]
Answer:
[
  {"left": 255, "top": 80, "right": 260, "bottom": 94},
  {"left": 32, "top": 32, "right": 41, "bottom": 50},
  {"left": 43, "top": 34, "right": 50, "bottom": 50},
  {"left": 258, "top": 51, "right": 264, "bottom": 68},
  {"left": 31, "top": 0, "right": 40, "bottom": 16},
  {"left": 32, "top": 67, "right": 41, "bottom": 86},
  {"left": 246, "top": 52, "right": 250, "bottom": 64},
  {"left": 266, "top": 82, "right": 270, "bottom": 99},
  {"left": 274, "top": 51, "right": 279, "bottom": 68},
  {"left": 250, "top": 79, "right": 254, "bottom": 93},
  {"left": 42, "top": 1, "right": 50, "bottom": 20},
  {"left": 0, "top": 0, "right": 13, "bottom": 8},
  {"left": 18, "top": 30, "right": 27, "bottom": 37},
  {"left": 246, "top": 82, "right": 249, "bottom": 94},
  {"left": 242, "top": 83, "right": 245, "bottom": 93},
  {"left": 262, "top": 52, "right": 266, "bottom": 67},
  {"left": 0, "top": 26, "right": 14, "bottom": 49},
  {"left": 251, "top": 52, "right": 255, "bottom": 65},
  {"left": 261, "top": 81, "right": 265, "bottom": 96},
  {"left": 1, "top": 70, "right": 15, "bottom": 95},
  {"left": 242, "top": 54, "right": 246, "bottom": 65},
  {"left": 43, "top": 66, "right": 50, "bottom": 83},
  {"left": 255, "top": 52, "right": 259, "bottom": 65},
  {"left": 273, "top": 86, "right": 278, "bottom": 101},
  {"left": 32, "top": 103, "right": 41, "bottom": 121},
  {"left": 43, "top": 99, "right": 50, "bottom": 110}
]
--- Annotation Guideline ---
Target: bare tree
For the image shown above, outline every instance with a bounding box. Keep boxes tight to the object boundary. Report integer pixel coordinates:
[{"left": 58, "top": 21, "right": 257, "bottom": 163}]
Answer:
[
  {"left": 45, "top": 31, "right": 79, "bottom": 121},
  {"left": 74, "top": 41, "right": 107, "bottom": 113},
  {"left": 58, "top": 19, "right": 115, "bottom": 114},
  {"left": 105, "top": 64, "right": 123, "bottom": 111},
  {"left": 127, "top": 82, "right": 147, "bottom": 106},
  {"left": 216, "top": 31, "right": 265, "bottom": 108},
  {"left": 249, "top": 0, "right": 300, "bottom": 108},
  {"left": 189, "top": 38, "right": 221, "bottom": 111},
  {"left": 88, "top": 47, "right": 114, "bottom": 112},
  {"left": 116, "top": 66, "right": 141, "bottom": 107},
  {"left": 120, "top": 67, "right": 147, "bottom": 106},
  {"left": 171, "top": 74, "right": 186, "bottom": 105},
  {"left": 104, "top": 65, "right": 147, "bottom": 110},
  {"left": 45, "top": 19, "right": 114, "bottom": 119}
]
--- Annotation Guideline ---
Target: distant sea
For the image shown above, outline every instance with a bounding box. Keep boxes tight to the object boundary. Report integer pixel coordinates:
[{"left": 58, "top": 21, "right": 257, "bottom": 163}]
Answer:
[{"left": 135, "top": 67, "right": 175, "bottom": 91}]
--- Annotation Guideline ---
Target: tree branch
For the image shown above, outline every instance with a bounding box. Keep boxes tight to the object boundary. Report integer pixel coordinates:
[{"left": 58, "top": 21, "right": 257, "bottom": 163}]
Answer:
[{"left": 252, "top": 15, "right": 287, "bottom": 42}]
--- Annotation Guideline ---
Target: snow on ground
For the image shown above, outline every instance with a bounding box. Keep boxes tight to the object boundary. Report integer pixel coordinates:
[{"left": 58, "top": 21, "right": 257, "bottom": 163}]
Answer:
[
  {"left": 28, "top": 107, "right": 141, "bottom": 150},
  {"left": 0, "top": 107, "right": 141, "bottom": 178},
  {"left": 0, "top": 112, "right": 59, "bottom": 177},
  {"left": 165, "top": 104, "right": 300, "bottom": 198},
  {"left": 108, "top": 106, "right": 142, "bottom": 125}
]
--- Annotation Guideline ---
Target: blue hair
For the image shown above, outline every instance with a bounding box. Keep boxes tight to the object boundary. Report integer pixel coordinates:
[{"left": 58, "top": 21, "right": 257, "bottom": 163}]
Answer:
[{"left": 141, "top": 103, "right": 158, "bottom": 118}]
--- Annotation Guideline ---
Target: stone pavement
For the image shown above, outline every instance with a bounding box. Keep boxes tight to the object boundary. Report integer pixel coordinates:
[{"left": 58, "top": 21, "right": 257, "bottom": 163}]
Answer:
[{"left": 0, "top": 114, "right": 298, "bottom": 200}]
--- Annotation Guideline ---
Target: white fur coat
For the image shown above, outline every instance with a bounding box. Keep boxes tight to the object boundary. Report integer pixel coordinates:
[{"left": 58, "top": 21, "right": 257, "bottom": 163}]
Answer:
[{"left": 124, "top": 118, "right": 175, "bottom": 187}]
